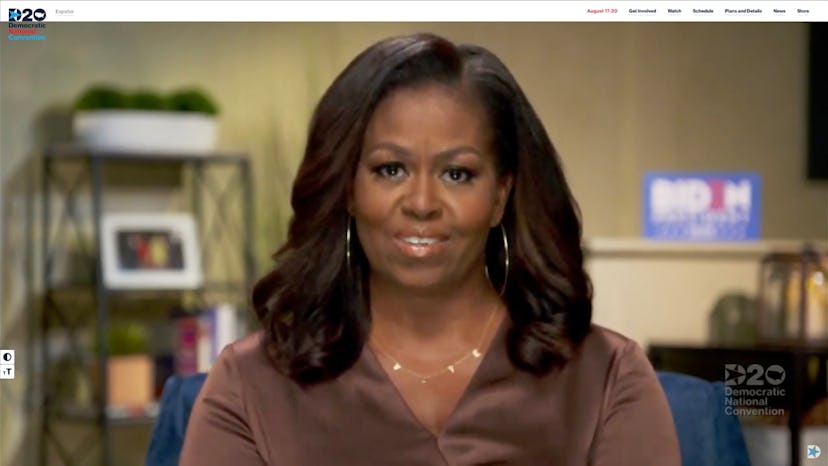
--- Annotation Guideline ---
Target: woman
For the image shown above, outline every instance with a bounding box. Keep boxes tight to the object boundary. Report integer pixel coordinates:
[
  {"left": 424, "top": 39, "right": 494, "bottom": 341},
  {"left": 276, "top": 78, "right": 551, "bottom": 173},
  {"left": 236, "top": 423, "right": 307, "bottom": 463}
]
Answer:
[{"left": 181, "top": 33, "right": 680, "bottom": 465}]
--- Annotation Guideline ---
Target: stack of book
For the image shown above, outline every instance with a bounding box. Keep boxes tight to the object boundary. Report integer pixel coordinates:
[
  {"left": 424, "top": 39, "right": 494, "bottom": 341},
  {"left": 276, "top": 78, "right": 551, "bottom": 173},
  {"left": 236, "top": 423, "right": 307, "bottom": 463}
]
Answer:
[{"left": 174, "top": 303, "right": 240, "bottom": 375}]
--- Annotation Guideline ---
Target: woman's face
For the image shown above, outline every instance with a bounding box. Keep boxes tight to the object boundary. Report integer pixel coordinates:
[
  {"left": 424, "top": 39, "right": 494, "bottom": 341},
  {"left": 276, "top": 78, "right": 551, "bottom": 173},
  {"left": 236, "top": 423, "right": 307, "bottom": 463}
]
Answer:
[{"left": 351, "top": 84, "right": 512, "bottom": 293}]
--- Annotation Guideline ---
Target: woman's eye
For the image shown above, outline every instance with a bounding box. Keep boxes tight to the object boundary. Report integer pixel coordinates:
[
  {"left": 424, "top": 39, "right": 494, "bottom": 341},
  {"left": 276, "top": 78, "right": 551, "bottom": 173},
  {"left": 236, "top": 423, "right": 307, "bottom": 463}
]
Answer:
[
  {"left": 373, "top": 163, "right": 406, "bottom": 179},
  {"left": 442, "top": 168, "right": 474, "bottom": 184}
]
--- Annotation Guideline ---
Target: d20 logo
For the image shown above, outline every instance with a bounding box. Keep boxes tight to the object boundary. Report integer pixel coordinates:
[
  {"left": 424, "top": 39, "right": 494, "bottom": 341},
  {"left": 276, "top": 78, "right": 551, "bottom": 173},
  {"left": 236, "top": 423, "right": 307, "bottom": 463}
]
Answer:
[
  {"left": 725, "top": 364, "right": 746, "bottom": 386},
  {"left": 8, "top": 8, "right": 47, "bottom": 22},
  {"left": 765, "top": 365, "right": 786, "bottom": 386}
]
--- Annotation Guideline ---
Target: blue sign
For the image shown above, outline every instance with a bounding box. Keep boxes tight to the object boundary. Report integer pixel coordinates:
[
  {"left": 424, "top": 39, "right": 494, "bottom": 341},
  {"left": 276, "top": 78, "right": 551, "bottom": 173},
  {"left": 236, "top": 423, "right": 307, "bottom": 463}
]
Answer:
[{"left": 642, "top": 172, "right": 761, "bottom": 241}]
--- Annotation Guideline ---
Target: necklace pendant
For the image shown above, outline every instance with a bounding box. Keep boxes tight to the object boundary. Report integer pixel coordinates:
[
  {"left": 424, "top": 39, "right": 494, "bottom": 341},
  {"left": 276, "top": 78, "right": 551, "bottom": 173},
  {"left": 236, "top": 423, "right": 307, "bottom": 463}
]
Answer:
[
  {"left": 447, "top": 364, "right": 455, "bottom": 373},
  {"left": 472, "top": 349, "right": 482, "bottom": 358},
  {"left": 392, "top": 363, "right": 402, "bottom": 371}
]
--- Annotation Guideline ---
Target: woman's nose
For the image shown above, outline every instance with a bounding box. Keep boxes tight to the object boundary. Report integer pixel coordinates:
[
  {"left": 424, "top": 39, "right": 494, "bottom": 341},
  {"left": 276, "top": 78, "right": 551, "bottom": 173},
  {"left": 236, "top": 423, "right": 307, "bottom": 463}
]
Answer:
[{"left": 401, "top": 174, "right": 441, "bottom": 220}]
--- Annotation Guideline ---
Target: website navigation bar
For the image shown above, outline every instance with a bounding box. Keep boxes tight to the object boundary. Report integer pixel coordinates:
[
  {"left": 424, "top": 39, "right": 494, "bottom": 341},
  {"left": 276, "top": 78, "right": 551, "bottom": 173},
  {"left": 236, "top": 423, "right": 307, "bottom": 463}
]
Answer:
[{"left": 4, "top": 1, "right": 825, "bottom": 22}]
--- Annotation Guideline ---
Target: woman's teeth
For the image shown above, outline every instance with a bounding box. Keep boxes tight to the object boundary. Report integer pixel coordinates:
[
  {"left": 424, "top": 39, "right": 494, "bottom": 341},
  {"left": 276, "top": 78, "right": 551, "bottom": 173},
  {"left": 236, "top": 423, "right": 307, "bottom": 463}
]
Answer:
[{"left": 402, "top": 237, "right": 439, "bottom": 245}]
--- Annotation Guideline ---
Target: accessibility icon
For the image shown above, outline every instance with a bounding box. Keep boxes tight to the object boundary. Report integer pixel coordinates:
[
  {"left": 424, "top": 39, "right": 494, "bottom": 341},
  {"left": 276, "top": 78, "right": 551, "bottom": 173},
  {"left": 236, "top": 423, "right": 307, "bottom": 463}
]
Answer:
[{"left": 807, "top": 444, "right": 821, "bottom": 459}]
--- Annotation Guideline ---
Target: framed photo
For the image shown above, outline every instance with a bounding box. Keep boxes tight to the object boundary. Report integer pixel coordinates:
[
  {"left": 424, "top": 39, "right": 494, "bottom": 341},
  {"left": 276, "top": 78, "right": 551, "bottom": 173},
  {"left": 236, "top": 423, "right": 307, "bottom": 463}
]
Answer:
[{"left": 100, "top": 213, "right": 203, "bottom": 289}]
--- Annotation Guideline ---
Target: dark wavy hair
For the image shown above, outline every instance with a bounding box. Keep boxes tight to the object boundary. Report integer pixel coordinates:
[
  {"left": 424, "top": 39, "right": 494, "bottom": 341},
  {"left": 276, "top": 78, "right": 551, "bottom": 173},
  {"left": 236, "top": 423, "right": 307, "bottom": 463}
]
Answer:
[{"left": 252, "top": 33, "right": 593, "bottom": 385}]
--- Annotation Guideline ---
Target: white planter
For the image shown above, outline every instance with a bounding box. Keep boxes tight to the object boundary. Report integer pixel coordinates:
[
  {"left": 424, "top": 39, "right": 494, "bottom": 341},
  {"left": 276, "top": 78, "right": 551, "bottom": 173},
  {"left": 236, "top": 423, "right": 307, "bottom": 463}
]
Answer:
[{"left": 73, "top": 110, "right": 217, "bottom": 154}]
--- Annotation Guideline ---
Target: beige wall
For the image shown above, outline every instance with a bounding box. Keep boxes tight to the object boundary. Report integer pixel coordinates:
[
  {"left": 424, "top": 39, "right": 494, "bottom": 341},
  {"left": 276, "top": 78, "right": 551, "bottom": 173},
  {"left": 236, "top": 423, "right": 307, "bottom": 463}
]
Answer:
[
  {"left": 1, "top": 22, "right": 826, "bottom": 465},
  {"left": 2, "top": 23, "right": 825, "bottom": 241}
]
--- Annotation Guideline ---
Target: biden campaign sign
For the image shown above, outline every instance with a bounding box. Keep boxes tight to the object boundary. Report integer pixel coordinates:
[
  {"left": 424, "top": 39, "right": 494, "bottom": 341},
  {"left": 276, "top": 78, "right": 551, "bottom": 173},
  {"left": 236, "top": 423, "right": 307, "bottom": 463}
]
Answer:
[{"left": 643, "top": 172, "right": 761, "bottom": 241}]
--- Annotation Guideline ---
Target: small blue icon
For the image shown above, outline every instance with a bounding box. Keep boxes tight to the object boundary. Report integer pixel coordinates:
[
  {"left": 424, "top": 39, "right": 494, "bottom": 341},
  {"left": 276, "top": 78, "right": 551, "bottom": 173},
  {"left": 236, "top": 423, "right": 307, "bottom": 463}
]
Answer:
[
  {"left": 807, "top": 444, "right": 821, "bottom": 459},
  {"left": 9, "top": 9, "right": 20, "bottom": 20}
]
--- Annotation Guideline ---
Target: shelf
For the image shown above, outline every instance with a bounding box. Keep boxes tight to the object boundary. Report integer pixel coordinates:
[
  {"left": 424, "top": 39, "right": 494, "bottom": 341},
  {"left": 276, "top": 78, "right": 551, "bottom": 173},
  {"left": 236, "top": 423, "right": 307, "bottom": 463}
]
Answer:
[
  {"left": 585, "top": 237, "right": 828, "bottom": 260},
  {"left": 45, "top": 281, "right": 249, "bottom": 309},
  {"left": 42, "top": 284, "right": 249, "bottom": 331},
  {"left": 57, "top": 402, "right": 160, "bottom": 427},
  {"left": 47, "top": 281, "right": 249, "bottom": 295},
  {"left": 650, "top": 341, "right": 828, "bottom": 355},
  {"left": 36, "top": 143, "right": 255, "bottom": 465},
  {"left": 45, "top": 143, "right": 249, "bottom": 164}
]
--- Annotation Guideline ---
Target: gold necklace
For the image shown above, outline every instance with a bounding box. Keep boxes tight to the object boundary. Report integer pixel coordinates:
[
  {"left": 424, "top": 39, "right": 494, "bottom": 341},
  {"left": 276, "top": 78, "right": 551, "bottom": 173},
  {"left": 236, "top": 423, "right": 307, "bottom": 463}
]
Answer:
[{"left": 371, "top": 303, "right": 500, "bottom": 384}]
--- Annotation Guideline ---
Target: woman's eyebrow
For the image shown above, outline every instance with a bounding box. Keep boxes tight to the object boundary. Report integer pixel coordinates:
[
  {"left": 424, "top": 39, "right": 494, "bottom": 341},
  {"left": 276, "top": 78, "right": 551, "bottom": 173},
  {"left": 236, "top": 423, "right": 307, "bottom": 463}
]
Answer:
[{"left": 366, "top": 142, "right": 482, "bottom": 162}]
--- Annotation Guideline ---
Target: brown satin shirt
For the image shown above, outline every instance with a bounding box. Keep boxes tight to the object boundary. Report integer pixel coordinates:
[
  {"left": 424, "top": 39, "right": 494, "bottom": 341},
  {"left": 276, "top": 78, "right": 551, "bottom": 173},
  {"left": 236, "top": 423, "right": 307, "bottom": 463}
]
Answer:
[{"left": 180, "top": 322, "right": 681, "bottom": 465}]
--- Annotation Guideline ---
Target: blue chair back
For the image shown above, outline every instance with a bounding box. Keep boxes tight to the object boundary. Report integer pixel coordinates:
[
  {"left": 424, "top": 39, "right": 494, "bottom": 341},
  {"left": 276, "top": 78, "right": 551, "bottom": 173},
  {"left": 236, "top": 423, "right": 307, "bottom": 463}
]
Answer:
[
  {"left": 146, "top": 373, "right": 208, "bottom": 466},
  {"left": 658, "top": 371, "right": 752, "bottom": 466}
]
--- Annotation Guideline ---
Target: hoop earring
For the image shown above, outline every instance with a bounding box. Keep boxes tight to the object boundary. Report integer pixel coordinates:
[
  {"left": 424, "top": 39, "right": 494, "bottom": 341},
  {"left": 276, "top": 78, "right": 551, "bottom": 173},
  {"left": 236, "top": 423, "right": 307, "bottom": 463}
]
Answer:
[
  {"left": 486, "top": 224, "right": 509, "bottom": 296},
  {"left": 345, "top": 217, "right": 352, "bottom": 270},
  {"left": 499, "top": 224, "right": 509, "bottom": 296}
]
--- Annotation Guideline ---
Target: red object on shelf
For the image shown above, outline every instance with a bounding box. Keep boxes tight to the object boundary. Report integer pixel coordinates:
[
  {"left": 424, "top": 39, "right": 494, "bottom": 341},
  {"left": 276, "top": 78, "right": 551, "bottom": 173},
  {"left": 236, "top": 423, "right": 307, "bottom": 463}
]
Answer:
[{"left": 174, "top": 316, "right": 200, "bottom": 376}]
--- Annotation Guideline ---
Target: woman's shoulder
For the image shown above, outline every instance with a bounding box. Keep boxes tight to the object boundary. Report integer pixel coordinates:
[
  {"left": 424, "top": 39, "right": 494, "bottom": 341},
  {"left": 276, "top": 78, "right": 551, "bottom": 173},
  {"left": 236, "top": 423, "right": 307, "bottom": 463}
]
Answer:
[
  {"left": 572, "top": 324, "right": 652, "bottom": 375},
  {"left": 581, "top": 324, "right": 637, "bottom": 353},
  {"left": 229, "top": 329, "right": 267, "bottom": 357},
  {"left": 220, "top": 330, "right": 283, "bottom": 379},
  {"left": 203, "top": 330, "right": 298, "bottom": 406},
  {"left": 210, "top": 330, "right": 290, "bottom": 383},
  {"left": 569, "top": 328, "right": 681, "bottom": 464}
]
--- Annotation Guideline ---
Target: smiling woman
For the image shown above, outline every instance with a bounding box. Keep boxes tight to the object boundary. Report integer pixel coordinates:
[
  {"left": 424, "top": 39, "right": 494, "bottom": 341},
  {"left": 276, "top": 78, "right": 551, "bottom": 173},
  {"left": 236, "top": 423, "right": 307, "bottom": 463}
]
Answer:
[{"left": 180, "top": 32, "right": 681, "bottom": 466}]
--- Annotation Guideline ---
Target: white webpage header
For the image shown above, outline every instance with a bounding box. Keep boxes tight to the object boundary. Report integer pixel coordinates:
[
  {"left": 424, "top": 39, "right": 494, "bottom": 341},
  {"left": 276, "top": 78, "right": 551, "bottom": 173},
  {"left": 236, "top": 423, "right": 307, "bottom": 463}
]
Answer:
[{"left": 2, "top": 1, "right": 826, "bottom": 22}]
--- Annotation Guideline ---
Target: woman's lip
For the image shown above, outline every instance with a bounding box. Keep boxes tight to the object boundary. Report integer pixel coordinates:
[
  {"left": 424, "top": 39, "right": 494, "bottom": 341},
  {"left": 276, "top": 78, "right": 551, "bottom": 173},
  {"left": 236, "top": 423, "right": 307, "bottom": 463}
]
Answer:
[
  {"left": 394, "top": 232, "right": 449, "bottom": 241},
  {"left": 393, "top": 237, "right": 449, "bottom": 258}
]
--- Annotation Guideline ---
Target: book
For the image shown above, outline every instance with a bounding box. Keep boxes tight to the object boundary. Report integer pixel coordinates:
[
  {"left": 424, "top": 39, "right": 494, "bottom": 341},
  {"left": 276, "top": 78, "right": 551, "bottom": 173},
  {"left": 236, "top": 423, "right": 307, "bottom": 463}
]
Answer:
[{"left": 175, "top": 304, "right": 240, "bottom": 374}]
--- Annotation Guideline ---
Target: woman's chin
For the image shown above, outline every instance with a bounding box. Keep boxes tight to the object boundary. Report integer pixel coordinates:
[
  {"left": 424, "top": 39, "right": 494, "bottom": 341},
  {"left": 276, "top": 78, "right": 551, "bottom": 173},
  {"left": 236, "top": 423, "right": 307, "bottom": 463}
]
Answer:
[
  {"left": 369, "top": 264, "right": 474, "bottom": 293},
  {"left": 381, "top": 270, "right": 452, "bottom": 292}
]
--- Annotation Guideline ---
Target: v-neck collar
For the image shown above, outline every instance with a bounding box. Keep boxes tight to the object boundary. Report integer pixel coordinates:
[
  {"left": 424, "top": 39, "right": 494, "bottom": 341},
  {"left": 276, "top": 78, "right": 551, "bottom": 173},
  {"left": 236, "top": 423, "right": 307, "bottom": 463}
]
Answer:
[{"left": 358, "top": 316, "right": 515, "bottom": 442}]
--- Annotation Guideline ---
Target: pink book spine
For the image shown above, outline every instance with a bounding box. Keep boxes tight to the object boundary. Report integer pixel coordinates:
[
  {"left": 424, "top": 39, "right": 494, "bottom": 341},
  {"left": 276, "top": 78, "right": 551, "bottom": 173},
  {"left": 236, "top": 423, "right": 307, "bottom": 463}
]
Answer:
[{"left": 175, "top": 317, "right": 200, "bottom": 375}]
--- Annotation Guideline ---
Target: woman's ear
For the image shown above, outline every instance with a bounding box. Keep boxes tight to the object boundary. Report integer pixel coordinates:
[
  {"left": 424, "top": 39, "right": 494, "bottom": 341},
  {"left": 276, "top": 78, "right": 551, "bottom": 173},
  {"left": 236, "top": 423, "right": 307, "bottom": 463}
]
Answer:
[{"left": 490, "top": 174, "right": 514, "bottom": 227}]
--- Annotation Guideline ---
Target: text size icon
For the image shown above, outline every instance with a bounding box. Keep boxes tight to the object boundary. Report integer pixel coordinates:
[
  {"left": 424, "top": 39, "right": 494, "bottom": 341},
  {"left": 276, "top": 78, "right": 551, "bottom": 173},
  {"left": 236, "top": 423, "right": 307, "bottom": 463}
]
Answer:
[{"left": 807, "top": 445, "right": 821, "bottom": 459}]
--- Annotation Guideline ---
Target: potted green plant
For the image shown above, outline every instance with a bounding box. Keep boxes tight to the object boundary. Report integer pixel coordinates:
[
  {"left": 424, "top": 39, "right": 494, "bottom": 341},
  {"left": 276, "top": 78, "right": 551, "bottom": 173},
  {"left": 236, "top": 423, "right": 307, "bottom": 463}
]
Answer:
[
  {"left": 72, "top": 84, "right": 220, "bottom": 154},
  {"left": 96, "top": 322, "right": 155, "bottom": 407}
]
